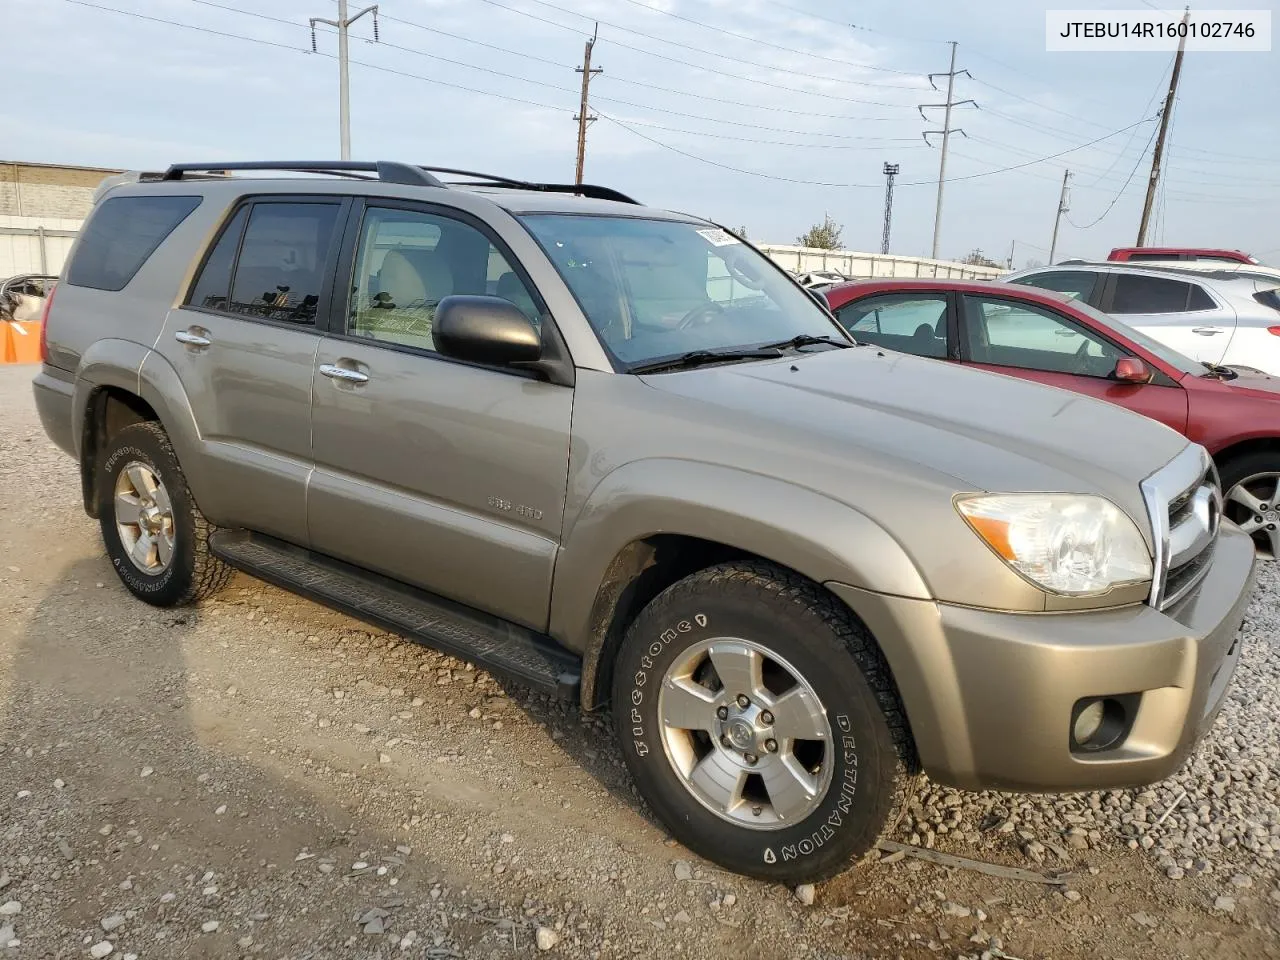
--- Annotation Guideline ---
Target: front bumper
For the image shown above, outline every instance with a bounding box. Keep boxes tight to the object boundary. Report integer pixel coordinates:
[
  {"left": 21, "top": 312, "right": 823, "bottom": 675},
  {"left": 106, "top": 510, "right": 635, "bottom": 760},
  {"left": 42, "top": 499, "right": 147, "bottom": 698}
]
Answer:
[{"left": 828, "top": 521, "right": 1255, "bottom": 792}]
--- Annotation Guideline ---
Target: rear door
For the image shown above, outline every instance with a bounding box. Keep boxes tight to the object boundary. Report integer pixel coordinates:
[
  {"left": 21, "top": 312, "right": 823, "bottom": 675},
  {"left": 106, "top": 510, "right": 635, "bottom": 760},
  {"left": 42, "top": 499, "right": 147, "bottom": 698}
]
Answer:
[
  {"left": 307, "top": 200, "right": 573, "bottom": 631},
  {"left": 1100, "top": 271, "right": 1236, "bottom": 365},
  {"left": 158, "top": 196, "right": 347, "bottom": 544},
  {"left": 959, "top": 293, "right": 1189, "bottom": 433}
]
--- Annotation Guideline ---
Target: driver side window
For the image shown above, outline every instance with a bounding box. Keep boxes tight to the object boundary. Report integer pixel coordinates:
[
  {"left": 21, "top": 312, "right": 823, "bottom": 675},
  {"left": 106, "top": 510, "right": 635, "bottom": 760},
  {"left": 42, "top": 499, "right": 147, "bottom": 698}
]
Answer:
[{"left": 963, "top": 295, "right": 1124, "bottom": 378}]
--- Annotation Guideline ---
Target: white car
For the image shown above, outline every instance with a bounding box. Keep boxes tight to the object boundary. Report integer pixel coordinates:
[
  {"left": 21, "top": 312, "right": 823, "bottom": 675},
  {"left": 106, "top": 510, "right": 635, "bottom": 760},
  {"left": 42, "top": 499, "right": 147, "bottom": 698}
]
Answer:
[{"left": 1002, "top": 262, "right": 1280, "bottom": 375}]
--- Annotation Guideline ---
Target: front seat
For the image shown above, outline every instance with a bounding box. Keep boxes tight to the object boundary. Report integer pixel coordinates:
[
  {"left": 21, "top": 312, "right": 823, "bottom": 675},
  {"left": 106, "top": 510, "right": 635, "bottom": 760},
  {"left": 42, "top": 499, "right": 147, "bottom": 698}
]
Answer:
[{"left": 376, "top": 250, "right": 427, "bottom": 309}]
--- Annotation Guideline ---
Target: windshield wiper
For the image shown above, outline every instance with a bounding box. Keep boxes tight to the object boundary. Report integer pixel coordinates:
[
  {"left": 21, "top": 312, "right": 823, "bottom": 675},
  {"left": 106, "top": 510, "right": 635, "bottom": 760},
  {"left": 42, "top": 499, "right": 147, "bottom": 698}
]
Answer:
[
  {"left": 760, "top": 334, "right": 853, "bottom": 351},
  {"left": 1200, "top": 361, "right": 1239, "bottom": 380},
  {"left": 628, "top": 347, "right": 784, "bottom": 374}
]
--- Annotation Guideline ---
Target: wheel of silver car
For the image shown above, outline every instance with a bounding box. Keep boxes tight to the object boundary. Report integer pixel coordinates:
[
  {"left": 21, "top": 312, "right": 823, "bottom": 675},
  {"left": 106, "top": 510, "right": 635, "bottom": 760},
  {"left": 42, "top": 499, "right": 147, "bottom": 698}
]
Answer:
[
  {"left": 113, "top": 462, "right": 176, "bottom": 574},
  {"left": 658, "top": 637, "right": 833, "bottom": 830},
  {"left": 97, "top": 421, "right": 233, "bottom": 606},
  {"left": 1220, "top": 456, "right": 1280, "bottom": 559},
  {"left": 613, "top": 561, "right": 917, "bottom": 883}
]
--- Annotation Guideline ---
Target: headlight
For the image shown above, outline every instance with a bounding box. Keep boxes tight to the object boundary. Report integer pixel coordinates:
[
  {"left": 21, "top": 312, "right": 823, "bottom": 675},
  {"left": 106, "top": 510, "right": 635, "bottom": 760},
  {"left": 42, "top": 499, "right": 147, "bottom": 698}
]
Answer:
[{"left": 956, "top": 494, "right": 1152, "bottom": 596}]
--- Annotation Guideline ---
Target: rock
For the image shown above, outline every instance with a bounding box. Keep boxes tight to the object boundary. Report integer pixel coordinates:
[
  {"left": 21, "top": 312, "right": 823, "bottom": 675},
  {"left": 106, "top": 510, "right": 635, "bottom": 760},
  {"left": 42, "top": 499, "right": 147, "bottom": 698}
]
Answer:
[
  {"left": 673, "top": 861, "right": 693, "bottom": 882},
  {"left": 54, "top": 778, "right": 66, "bottom": 790},
  {"left": 101, "top": 914, "right": 126, "bottom": 932},
  {"left": 535, "top": 927, "right": 559, "bottom": 951},
  {"left": 0, "top": 925, "right": 14, "bottom": 948},
  {"left": 1230, "top": 874, "right": 1253, "bottom": 889},
  {"left": 0, "top": 874, "right": 9, "bottom": 891},
  {"left": 0, "top": 902, "right": 20, "bottom": 917},
  {"left": 378, "top": 753, "right": 391, "bottom": 764},
  {"left": 941, "top": 902, "right": 970, "bottom": 918},
  {"left": 140, "top": 767, "right": 153, "bottom": 778},
  {"left": 501, "top": 833, "right": 515, "bottom": 844},
  {"left": 1167, "top": 866, "right": 1185, "bottom": 880},
  {"left": 399, "top": 930, "right": 418, "bottom": 950},
  {"left": 201, "top": 920, "right": 221, "bottom": 933},
  {"left": 159, "top": 893, "right": 176, "bottom": 904},
  {"left": 1212, "top": 895, "right": 1235, "bottom": 914},
  {"left": 363, "top": 917, "right": 385, "bottom": 935},
  {"left": 214, "top": 805, "right": 227, "bottom": 815},
  {"left": 674, "top": 910, "right": 691, "bottom": 923},
  {"left": 1064, "top": 890, "right": 1082, "bottom": 903},
  {"left": 722, "top": 894, "right": 736, "bottom": 908},
  {"left": 795, "top": 884, "right": 816, "bottom": 906},
  {"left": 90, "top": 942, "right": 113, "bottom": 958}
]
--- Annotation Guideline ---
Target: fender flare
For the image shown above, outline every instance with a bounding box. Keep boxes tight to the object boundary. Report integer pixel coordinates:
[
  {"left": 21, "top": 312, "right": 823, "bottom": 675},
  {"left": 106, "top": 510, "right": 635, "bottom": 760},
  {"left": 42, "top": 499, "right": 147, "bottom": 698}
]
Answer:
[{"left": 550, "top": 459, "right": 931, "bottom": 703}]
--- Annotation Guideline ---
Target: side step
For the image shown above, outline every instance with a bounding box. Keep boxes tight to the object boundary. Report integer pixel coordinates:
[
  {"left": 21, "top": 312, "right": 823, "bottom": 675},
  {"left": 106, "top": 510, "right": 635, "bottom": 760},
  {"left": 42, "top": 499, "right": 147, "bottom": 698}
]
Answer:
[{"left": 208, "top": 531, "right": 581, "bottom": 700}]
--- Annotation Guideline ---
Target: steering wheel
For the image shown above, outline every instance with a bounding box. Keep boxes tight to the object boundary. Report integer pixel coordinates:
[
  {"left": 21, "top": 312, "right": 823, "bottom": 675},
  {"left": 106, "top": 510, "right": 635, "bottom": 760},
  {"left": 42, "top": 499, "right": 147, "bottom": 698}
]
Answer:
[
  {"left": 1068, "top": 338, "right": 1093, "bottom": 375},
  {"left": 677, "top": 301, "right": 726, "bottom": 331}
]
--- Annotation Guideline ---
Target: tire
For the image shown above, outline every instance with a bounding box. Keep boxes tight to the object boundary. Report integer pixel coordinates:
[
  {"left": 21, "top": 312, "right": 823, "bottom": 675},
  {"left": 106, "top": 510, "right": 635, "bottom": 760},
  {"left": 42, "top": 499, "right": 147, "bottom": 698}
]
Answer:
[
  {"left": 97, "top": 421, "right": 233, "bottom": 607},
  {"left": 612, "top": 561, "right": 917, "bottom": 883},
  {"left": 1218, "top": 450, "right": 1280, "bottom": 558}
]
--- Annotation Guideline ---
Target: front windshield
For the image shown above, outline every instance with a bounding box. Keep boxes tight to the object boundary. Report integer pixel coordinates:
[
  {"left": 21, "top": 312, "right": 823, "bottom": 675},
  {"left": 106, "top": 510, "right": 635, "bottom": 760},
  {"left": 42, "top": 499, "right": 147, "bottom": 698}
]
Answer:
[
  {"left": 1058, "top": 294, "right": 1207, "bottom": 377},
  {"left": 519, "top": 214, "right": 845, "bottom": 367}
]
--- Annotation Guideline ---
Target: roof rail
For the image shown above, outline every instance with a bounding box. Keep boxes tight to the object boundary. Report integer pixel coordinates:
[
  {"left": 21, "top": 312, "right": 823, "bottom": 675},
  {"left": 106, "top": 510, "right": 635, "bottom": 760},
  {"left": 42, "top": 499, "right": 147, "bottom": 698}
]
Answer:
[
  {"left": 422, "top": 167, "right": 640, "bottom": 204},
  {"left": 160, "top": 161, "right": 446, "bottom": 188}
]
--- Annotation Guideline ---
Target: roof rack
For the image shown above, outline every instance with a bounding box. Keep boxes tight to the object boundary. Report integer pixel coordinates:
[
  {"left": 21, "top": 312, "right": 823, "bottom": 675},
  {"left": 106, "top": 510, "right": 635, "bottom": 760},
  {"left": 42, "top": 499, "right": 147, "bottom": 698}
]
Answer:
[
  {"left": 160, "top": 161, "right": 447, "bottom": 188},
  {"left": 419, "top": 167, "right": 639, "bottom": 205},
  {"left": 155, "top": 161, "right": 639, "bottom": 204}
]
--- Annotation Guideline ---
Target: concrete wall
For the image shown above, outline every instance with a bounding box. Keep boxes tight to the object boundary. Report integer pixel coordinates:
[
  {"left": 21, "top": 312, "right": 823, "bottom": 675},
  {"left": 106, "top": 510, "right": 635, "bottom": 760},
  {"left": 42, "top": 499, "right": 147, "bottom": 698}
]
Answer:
[
  {"left": 758, "top": 244, "right": 1004, "bottom": 281},
  {"left": 0, "top": 161, "right": 119, "bottom": 220},
  {"left": 0, "top": 216, "right": 80, "bottom": 276}
]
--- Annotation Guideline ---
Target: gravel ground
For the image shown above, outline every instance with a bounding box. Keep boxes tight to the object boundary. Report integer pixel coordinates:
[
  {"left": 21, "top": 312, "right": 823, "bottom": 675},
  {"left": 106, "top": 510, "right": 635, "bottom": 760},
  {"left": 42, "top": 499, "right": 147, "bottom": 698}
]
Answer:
[{"left": 1, "top": 364, "right": 1278, "bottom": 959}]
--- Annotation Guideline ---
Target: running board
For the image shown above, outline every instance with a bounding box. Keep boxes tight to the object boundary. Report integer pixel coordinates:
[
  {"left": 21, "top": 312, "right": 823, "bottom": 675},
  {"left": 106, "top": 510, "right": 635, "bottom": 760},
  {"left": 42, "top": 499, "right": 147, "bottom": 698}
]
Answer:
[{"left": 208, "top": 531, "right": 581, "bottom": 700}]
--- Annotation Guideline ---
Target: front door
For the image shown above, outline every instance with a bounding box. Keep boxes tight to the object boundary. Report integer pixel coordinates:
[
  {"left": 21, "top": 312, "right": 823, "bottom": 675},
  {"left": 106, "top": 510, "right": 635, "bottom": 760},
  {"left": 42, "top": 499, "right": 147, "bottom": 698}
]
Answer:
[
  {"left": 959, "top": 293, "right": 1190, "bottom": 434},
  {"left": 157, "top": 197, "right": 346, "bottom": 544},
  {"left": 308, "top": 201, "right": 573, "bottom": 631}
]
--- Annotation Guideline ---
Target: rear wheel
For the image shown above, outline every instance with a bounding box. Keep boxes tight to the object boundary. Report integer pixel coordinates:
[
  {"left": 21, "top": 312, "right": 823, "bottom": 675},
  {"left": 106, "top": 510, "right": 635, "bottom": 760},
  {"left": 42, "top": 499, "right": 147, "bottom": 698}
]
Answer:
[
  {"left": 612, "top": 562, "right": 916, "bottom": 883},
  {"left": 1220, "top": 451, "right": 1280, "bottom": 559},
  {"left": 97, "top": 421, "right": 233, "bottom": 606}
]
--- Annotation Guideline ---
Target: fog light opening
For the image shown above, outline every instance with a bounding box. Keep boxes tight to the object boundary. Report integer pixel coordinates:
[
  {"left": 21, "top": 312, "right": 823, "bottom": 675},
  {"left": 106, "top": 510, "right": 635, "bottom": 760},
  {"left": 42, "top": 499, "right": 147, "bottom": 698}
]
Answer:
[{"left": 1070, "top": 696, "right": 1130, "bottom": 752}]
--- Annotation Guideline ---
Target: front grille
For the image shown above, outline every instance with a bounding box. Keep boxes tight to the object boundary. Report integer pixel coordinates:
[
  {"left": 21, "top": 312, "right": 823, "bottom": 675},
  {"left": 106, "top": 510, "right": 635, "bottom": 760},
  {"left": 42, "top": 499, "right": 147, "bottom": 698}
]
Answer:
[{"left": 1141, "top": 446, "right": 1221, "bottom": 611}]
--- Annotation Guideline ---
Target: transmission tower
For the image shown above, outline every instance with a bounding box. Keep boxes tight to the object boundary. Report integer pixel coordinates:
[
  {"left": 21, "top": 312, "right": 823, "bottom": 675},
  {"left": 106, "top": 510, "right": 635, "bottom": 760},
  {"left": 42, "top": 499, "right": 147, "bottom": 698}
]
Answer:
[{"left": 880, "top": 163, "right": 899, "bottom": 255}]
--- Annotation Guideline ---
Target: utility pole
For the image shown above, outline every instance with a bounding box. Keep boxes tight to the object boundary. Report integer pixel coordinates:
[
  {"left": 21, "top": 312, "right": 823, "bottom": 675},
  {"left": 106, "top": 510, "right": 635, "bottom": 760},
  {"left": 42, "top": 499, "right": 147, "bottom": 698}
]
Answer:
[
  {"left": 1048, "top": 169, "right": 1072, "bottom": 264},
  {"left": 310, "top": 1, "right": 380, "bottom": 161},
  {"left": 1007, "top": 239, "right": 1016, "bottom": 270},
  {"left": 1137, "top": 6, "right": 1190, "bottom": 246},
  {"left": 880, "top": 163, "right": 899, "bottom": 255},
  {"left": 574, "top": 24, "right": 602, "bottom": 185},
  {"left": 920, "top": 42, "right": 975, "bottom": 260}
]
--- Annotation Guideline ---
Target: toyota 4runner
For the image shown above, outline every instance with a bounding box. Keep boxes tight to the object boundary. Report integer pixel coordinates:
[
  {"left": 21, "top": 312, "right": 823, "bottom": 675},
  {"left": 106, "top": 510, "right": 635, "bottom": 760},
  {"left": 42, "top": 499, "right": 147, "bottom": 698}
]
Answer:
[{"left": 33, "top": 161, "right": 1255, "bottom": 882}]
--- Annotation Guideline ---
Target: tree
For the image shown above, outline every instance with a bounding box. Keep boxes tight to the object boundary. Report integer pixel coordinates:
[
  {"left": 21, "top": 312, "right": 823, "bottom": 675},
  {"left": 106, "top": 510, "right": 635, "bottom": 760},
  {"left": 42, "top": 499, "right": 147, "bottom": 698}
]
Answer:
[
  {"left": 1023, "top": 257, "right": 1045, "bottom": 269},
  {"left": 734, "top": 225, "right": 749, "bottom": 239},
  {"left": 797, "top": 214, "right": 843, "bottom": 250},
  {"left": 961, "top": 248, "right": 1002, "bottom": 268}
]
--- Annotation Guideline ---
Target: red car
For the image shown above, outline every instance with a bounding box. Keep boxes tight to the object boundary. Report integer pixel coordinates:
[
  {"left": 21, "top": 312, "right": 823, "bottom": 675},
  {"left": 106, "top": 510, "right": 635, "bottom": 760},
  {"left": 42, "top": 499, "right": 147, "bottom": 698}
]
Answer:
[
  {"left": 1107, "top": 247, "right": 1259, "bottom": 265},
  {"left": 824, "top": 278, "right": 1280, "bottom": 556}
]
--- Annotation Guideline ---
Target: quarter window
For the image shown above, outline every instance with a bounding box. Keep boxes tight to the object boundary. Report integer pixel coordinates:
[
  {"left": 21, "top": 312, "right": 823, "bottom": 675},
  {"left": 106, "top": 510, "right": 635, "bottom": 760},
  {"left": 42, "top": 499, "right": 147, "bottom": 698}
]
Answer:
[
  {"left": 187, "top": 206, "right": 248, "bottom": 312},
  {"left": 66, "top": 195, "right": 201, "bottom": 291},
  {"left": 835, "top": 294, "right": 948, "bottom": 359},
  {"left": 348, "top": 207, "right": 538, "bottom": 353}
]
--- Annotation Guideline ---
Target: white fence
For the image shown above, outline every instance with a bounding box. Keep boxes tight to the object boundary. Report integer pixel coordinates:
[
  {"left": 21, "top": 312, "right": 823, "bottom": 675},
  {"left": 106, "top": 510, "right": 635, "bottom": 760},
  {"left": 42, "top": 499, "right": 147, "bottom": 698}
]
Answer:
[
  {"left": 758, "top": 244, "right": 1004, "bottom": 281},
  {"left": 0, "top": 216, "right": 80, "bottom": 277}
]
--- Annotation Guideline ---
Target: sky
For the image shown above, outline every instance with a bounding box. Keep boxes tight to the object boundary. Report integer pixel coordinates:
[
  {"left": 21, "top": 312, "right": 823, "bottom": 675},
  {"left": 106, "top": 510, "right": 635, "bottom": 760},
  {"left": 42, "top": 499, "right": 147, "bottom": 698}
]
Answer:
[{"left": 10, "top": 0, "right": 1280, "bottom": 266}]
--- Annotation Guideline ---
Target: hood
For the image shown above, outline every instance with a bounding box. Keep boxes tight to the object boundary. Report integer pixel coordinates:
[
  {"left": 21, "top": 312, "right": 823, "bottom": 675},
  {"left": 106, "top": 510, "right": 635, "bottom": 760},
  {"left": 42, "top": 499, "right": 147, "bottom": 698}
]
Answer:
[
  {"left": 643, "top": 347, "right": 1190, "bottom": 522},
  {"left": 1220, "top": 369, "right": 1280, "bottom": 398}
]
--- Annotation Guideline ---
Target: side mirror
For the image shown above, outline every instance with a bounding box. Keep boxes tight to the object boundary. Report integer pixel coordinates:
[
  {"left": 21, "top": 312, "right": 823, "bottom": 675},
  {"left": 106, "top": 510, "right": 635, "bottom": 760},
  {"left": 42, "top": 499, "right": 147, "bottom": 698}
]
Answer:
[
  {"left": 1114, "top": 357, "right": 1151, "bottom": 383},
  {"left": 433, "top": 295, "right": 542, "bottom": 365}
]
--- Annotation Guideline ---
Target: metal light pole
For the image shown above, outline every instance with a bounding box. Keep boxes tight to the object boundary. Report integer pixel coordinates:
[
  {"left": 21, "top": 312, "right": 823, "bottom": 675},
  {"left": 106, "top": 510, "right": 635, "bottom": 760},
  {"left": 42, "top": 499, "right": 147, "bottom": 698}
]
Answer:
[
  {"left": 311, "top": 2, "right": 380, "bottom": 160},
  {"left": 880, "top": 163, "right": 899, "bottom": 255}
]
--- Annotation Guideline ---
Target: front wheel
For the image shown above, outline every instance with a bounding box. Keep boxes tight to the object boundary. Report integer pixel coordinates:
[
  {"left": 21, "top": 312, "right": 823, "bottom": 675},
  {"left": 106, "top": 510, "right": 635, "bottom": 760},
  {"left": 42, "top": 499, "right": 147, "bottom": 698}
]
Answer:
[
  {"left": 1220, "top": 451, "right": 1280, "bottom": 559},
  {"left": 612, "top": 562, "right": 916, "bottom": 883}
]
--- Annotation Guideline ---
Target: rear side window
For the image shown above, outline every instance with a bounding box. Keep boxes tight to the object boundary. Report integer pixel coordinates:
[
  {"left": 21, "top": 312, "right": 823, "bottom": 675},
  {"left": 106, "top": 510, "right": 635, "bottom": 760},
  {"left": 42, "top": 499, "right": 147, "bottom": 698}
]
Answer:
[
  {"left": 188, "top": 201, "right": 341, "bottom": 325},
  {"left": 66, "top": 195, "right": 201, "bottom": 291},
  {"left": 1110, "top": 274, "right": 1195, "bottom": 314}
]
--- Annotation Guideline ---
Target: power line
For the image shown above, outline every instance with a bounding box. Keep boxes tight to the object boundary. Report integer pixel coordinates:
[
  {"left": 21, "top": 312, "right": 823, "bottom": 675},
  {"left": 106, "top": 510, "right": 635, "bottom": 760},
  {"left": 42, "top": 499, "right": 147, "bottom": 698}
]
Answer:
[
  {"left": 469, "top": 0, "right": 923, "bottom": 89},
  {"left": 610, "top": 0, "right": 922, "bottom": 75},
  {"left": 598, "top": 110, "right": 1155, "bottom": 189},
  {"left": 1065, "top": 122, "right": 1160, "bottom": 229}
]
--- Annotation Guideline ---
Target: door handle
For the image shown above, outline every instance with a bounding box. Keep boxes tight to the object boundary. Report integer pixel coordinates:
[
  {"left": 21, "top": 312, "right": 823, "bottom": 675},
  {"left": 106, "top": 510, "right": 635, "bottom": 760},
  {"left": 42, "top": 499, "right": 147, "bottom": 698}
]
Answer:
[
  {"left": 1191, "top": 326, "right": 1222, "bottom": 336},
  {"left": 174, "top": 329, "right": 211, "bottom": 347},
  {"left": 319, "top": 362, "right": 369, "bottom": 384}
]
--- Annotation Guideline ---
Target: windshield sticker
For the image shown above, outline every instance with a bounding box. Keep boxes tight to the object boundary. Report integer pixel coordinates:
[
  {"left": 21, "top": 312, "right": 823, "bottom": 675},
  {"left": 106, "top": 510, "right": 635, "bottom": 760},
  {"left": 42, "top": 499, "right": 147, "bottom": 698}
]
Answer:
[{"left": 697, "top": 228, "right": 740, "bottom": 247}]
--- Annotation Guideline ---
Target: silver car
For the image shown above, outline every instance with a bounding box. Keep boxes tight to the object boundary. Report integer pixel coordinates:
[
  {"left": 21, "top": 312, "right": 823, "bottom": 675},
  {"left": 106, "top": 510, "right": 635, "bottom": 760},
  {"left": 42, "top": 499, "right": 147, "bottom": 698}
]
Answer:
[{"left": 1004, "top": 262, "right": 1280, "bottom": 375}]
